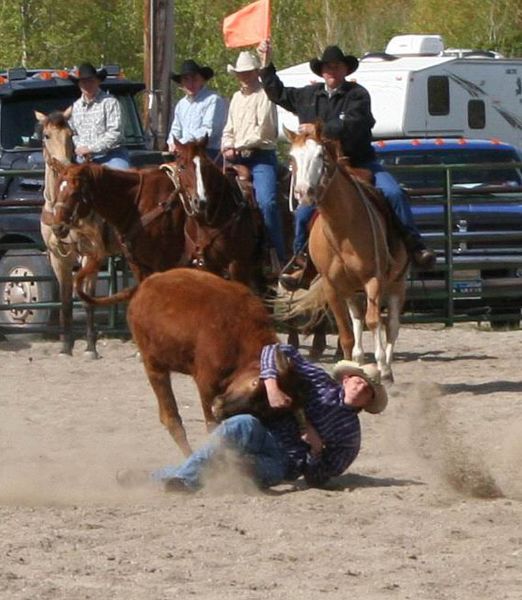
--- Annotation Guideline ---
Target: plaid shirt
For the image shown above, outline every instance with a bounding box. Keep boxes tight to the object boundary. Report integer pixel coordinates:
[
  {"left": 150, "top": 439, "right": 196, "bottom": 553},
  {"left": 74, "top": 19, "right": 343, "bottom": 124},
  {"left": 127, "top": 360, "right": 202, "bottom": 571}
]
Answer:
[
  {"left": 70, "top": 90, "right": 124, "bottom": 155},
  {"left": 260, "top": 344, "right": 361, "bottom": 487}
]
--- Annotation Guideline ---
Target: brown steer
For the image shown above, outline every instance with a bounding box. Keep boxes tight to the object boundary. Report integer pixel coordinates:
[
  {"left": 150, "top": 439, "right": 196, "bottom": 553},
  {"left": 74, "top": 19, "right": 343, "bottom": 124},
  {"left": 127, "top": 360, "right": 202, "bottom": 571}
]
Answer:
[{"left": 104, "top": 268, "right": 301, "bottom": 457}]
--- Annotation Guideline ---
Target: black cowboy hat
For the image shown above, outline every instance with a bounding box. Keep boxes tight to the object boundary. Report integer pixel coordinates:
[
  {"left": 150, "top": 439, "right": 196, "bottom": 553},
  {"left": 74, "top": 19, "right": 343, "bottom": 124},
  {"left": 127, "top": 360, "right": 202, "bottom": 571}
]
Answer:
[
  {"left": 69, "top": 62, "right": 107, "bottom": 83},
  {"left": 171, "top": 59, "right": 214, "bottom": 83},
  {"left": 309, "top": 46, "right": 359, "bottom": 77}
]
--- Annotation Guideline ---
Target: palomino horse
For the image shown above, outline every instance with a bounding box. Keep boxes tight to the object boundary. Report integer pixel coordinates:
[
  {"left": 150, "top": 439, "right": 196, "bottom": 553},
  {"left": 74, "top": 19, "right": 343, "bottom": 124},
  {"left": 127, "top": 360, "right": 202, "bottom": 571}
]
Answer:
[
  {"left": 284, "top": 126, "right": 409, "bottom": 379},
  {"left": 36, "top": 110, "right": 119, "bottom": 357},
  {"left": 51, "top": 161, "right": 187, "bottom": 298},
  {"left": 171, "top": 138, "right": 266, "bottom": 292}
]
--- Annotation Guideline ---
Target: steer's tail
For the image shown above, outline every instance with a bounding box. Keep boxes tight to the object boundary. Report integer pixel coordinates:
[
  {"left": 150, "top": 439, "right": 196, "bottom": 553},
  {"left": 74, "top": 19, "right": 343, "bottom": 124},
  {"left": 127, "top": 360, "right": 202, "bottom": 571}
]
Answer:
[{"left": 75, "top": 262, "right": 139, "bottom": 306}]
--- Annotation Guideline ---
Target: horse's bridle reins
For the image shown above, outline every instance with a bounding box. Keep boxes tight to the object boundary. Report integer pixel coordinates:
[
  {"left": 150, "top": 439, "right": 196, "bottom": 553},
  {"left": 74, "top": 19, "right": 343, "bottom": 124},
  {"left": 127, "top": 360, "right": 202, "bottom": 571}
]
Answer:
[{"left": 291, "top": 138, "right": 392, "bottom": 278}]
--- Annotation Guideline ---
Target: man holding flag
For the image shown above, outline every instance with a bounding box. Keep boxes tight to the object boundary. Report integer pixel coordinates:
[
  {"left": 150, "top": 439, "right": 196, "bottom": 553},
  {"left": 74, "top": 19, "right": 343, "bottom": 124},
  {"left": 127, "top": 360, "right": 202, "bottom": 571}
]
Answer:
[{"left": 255, "top": 38, "right": 436, "bottom": 290}]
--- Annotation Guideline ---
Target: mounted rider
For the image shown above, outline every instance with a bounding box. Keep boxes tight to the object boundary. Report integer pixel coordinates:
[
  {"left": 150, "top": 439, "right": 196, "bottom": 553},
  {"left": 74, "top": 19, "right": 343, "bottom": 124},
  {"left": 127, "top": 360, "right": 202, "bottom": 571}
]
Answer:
[
  {"left": 221, "top": 51, "right": 287, "bottom": 270},
  {"left": 256, "top": 40, "right": 436, "bottom": 291}
]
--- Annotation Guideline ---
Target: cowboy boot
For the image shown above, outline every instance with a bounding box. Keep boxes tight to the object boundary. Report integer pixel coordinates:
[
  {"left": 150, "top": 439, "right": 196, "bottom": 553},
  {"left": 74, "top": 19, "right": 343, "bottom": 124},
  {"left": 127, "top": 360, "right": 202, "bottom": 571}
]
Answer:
[
  {"left": 403, "top": 235, "right": 437, "bottom": 269},
  {"left": 279, "top": 252, "right": 317, "bottom": 291}
]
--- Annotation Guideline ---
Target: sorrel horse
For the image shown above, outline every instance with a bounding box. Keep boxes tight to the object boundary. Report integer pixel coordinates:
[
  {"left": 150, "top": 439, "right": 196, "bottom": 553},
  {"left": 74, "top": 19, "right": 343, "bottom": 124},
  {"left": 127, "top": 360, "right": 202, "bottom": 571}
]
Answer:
[
  {"left": 172, "top": 138, "right": 266, "bottom": 292},
  {"left": 51, "top": 161, "right": 187, "bottom": 296},
  {"left": 284, "top": 125, "right": 409, "bottom": 379},
  {"left": 36, "top": 110, "right": 119, "bottom": 357}
]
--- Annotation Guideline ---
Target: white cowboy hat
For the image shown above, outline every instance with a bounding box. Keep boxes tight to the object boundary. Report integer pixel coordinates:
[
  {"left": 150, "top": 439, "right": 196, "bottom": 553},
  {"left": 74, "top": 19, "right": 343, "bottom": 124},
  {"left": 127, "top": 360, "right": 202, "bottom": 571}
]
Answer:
[
  {"left": 332, "top": 360, "right": 388, "bottom": 414},
  {"left": 227, "top": 52, "right": 260, "bottom": 74}
]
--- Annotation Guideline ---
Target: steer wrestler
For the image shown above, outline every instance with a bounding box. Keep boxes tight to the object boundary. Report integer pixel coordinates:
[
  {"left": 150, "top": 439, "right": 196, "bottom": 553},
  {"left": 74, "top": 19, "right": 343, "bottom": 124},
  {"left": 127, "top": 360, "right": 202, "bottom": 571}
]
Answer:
[{"left": 118, "top": 343, "right": 387, "bottom": 492}]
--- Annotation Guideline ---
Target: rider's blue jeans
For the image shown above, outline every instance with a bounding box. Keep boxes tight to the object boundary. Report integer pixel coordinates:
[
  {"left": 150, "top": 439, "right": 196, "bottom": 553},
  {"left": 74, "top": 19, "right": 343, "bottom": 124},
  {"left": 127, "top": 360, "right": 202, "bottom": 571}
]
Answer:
[
  {"left": 78, "top": 147, "right": 130, "bottom": 170},
  {"left": 151, "top": 414, "right": 290, "bottom": 490},
  {"left": 235, "top": 149, "right": 287, "bottom": 264},
  {"left": 293, "top": 160, "right": 423, "bottom": 254}
]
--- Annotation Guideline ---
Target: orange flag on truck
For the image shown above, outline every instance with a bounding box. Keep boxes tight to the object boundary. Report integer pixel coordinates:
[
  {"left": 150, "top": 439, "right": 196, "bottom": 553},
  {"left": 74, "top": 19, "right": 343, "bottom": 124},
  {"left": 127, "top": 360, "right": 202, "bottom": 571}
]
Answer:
[{"left": 223, "top": 0, "right": 271, "bottom": 48}]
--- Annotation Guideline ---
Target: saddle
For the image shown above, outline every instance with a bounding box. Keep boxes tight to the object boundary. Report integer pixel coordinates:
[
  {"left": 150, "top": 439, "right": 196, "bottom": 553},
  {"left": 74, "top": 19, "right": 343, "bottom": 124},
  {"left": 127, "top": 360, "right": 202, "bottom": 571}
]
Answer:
[{"left": 224, "top": 164, "right": 256, "bottom": 209}]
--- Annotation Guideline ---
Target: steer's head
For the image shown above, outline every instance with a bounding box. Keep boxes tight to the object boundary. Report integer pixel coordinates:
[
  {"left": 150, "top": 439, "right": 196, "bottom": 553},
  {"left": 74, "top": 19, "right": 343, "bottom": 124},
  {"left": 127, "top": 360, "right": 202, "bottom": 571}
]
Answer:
[{"left": 212, "top": 348, "right": 306, "bottom": 422}]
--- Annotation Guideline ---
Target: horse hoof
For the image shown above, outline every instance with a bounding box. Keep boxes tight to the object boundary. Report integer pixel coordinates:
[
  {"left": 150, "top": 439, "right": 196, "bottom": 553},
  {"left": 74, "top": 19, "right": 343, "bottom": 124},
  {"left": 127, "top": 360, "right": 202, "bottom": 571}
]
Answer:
[
  {"left": 84, "top": 350, "right": 99, "bottom": 360},
  {"left": 59, "top": 350, "right": 72, "bottom": 358},
  {"left": 381, "top": 370, "right": 394, "bottom": 384}
]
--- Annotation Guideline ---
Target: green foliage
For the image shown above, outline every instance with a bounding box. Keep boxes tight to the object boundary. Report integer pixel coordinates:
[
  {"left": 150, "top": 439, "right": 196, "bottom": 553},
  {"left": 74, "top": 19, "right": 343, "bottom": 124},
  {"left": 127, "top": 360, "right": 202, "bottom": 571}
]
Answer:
[
  {"left": 0, "top": 0, "right": 144, "bottom": 78},
  {"left": 0, "top": 0, "right": 520, "bottom": 96}
]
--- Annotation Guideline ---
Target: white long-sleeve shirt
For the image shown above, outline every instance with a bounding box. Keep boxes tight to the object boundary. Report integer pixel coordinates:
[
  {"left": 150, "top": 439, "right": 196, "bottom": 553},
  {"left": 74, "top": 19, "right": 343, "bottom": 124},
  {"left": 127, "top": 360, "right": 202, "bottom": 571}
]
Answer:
[{"left": 221, "top": 84, "right": 278, "bottom": 151}]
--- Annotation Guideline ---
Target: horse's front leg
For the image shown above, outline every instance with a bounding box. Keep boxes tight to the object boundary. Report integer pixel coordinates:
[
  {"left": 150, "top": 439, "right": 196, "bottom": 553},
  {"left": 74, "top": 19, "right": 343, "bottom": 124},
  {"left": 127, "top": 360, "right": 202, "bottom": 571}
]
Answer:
[
  {"left": 49, "top": 251, "right": 74, "bottom": 356},
  {"left": 322, "top": 282, "right": 354, "bottom": 360},
  {"left": 347, "top": 294, "right": 366, "bottom": 365},
  {"left": 384, "top": 284, "right": 406, "bottom": 372},
  {"left": 79, "top": 255, "right": 100, "bottom": 359},
  {"left": 364, "top": 277, "right": 390, "bottom": 380}
]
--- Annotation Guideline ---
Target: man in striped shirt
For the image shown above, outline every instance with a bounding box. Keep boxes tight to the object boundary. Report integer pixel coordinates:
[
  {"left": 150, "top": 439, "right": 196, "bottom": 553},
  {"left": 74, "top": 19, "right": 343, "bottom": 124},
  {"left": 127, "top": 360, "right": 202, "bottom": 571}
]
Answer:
[{"left": 141, "top": 343, "right": 387, "bottom": 492}]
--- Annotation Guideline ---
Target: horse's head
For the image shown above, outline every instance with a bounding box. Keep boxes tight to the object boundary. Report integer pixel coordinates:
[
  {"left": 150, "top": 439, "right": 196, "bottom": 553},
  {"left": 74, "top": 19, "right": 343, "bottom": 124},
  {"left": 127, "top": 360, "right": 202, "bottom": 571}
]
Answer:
[
  {"left": 285, "top": 123, "right": 341, "bottom": 205},
  {"left": 35, "top": 108, "right": 74, "bottom": 166},
  {"left": 51, "top": 162, "right": 94, "bottom": 239},
  {"left": 285, "top": 124, "right": 326, "bottom": 205},
  {"left": 174, "top": 137, "right": 215, "bottom": 217}
]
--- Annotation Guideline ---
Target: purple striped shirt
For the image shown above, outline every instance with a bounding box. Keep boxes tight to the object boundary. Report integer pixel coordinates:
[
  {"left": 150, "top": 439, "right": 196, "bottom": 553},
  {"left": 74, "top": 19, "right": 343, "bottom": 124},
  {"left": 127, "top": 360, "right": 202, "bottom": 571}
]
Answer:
[{"left": 260, "top": 343, "right": 361, "bottom": 486}]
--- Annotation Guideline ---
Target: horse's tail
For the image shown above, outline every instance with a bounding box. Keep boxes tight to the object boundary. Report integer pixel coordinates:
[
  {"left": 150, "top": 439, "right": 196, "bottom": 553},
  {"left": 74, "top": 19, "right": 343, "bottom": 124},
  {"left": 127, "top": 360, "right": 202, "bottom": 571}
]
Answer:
[
  {"left": 276, "top": 277, "right": 328, "bottom": 328},
  {"left": 75, "top": 263, "right": 139, "bottom": 306}
]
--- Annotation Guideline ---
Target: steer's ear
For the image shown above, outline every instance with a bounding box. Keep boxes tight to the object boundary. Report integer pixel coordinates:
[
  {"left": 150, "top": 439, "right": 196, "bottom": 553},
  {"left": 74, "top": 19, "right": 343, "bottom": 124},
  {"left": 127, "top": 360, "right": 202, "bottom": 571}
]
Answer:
[
  {"left": 49, "top": 157, "right": 66, "bottom": 175},
  {"left": 34, "top": 110, "right": 46, "bottom": 123}
]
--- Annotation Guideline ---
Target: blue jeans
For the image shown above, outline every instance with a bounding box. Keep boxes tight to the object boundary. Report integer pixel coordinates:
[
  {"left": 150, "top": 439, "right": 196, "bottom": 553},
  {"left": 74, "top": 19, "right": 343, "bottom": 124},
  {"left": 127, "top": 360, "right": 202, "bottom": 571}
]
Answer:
[
  {"left": 293, "top": 160, "right": 423, "bottom": 254},
  {"left": 236, "top": 150, "right": 286, "bottom": 263},
  {"left": 79, "top": 147, "right": 130, "bottom": 169},
  {"left": 152, "top": 414, "right": 290, "bottom": 490}
]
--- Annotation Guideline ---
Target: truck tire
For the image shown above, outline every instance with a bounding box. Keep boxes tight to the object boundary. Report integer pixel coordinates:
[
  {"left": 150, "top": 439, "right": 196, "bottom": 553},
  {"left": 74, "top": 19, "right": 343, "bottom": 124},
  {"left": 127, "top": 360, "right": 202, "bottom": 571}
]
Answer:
[
  {"left": 489, "top": 308, "right": 521, "bottom": 330},
  {"left": 0, "top": 249, "right": 57, "bottom": 329}
]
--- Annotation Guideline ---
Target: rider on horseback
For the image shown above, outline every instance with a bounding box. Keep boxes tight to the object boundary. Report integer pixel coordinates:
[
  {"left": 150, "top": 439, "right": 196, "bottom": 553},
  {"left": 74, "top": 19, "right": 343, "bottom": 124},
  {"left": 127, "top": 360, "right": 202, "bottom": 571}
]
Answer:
[
  {"left": 257, "top": 41, "right": 436, "bottom": 291},
  {"left": 221, "top": 51, "right": 287, "bottom": 270}
]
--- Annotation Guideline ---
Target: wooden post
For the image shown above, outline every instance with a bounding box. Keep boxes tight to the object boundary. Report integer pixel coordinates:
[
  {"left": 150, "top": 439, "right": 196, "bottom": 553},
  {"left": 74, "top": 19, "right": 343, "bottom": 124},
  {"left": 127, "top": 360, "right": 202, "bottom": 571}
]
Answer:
[{"left": 143, "top": 0, "right": 174, "bottom": 150}]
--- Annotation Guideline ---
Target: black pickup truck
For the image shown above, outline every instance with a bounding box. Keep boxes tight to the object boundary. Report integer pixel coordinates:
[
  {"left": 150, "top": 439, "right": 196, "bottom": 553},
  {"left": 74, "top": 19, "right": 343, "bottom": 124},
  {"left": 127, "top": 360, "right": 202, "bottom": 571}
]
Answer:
[{"left": 0, "top": 65, "right": 163, "bottom": 329}]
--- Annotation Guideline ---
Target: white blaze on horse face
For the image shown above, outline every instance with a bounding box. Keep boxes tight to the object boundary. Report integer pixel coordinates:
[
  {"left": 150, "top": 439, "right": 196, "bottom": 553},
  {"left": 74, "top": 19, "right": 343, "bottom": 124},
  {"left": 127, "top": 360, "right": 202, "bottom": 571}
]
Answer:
[
  {"left": 59, "top": 180, "right": 68, "bottom": 193},
  {"left": 193, "top": 156, "right": 207, "bottom": 205},
  {"left": 290, "top": 138, "right": 324, "bottom": 205}
]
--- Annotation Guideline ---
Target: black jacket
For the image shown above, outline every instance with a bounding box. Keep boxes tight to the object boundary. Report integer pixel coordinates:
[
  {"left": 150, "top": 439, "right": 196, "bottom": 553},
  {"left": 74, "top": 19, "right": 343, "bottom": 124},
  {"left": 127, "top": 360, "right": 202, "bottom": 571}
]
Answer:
[{"left": 260, "top": 62, "right": 376, "bottom": 166}]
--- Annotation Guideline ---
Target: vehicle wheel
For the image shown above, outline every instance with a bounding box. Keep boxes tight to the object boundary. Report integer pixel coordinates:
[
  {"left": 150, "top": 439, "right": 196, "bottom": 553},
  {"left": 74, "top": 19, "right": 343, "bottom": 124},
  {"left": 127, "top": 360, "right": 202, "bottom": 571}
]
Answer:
[
  {"left": 0, "top": 250, "right": 57, "bottom": 329},
  {"left": 489, "top": 308, "right": 521, "bottom": 330}
]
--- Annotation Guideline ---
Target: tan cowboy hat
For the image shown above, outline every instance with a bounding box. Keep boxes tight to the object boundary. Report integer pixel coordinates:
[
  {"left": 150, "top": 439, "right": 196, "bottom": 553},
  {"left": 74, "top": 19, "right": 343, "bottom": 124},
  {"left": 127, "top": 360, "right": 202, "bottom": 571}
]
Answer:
[
  {"left": 227, "top": 51, "right": 260, "bottom": 74},
  {"left": 332, "top": 360, "right": 388, "bottom": 414},
  {"left": 309, "top": 45, "right": 359, "bottom": 77}
]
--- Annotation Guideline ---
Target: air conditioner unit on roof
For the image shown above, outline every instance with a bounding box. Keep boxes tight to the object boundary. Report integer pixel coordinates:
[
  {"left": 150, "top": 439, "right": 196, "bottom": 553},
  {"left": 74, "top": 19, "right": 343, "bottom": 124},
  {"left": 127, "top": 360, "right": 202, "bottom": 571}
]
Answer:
[{"left": 385, "top": 34, "right": 444, "bottom": 56}]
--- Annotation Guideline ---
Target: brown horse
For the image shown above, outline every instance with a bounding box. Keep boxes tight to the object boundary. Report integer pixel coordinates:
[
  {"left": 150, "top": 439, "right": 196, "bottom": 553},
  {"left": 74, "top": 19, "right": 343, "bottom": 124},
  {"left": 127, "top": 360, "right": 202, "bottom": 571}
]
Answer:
[
  {"left": 284, "top": 126, "right": 409, "bottom": 380},
  {"left": 51, "top": 161, "right": 187, "bottom": 295},
  {"left": 172, "top": 138, "right": 266, "bottom": 292},
  {"left": 36, "top": 110, "right": 119, "bottom": 357}
]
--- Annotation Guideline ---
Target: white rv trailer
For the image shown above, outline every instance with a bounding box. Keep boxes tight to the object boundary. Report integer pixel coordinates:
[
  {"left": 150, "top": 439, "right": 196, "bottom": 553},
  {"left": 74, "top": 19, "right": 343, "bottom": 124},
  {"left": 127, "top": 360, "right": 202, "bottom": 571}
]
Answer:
[{"left": 275, "top": 34, "right": 522, "bottom": 147}]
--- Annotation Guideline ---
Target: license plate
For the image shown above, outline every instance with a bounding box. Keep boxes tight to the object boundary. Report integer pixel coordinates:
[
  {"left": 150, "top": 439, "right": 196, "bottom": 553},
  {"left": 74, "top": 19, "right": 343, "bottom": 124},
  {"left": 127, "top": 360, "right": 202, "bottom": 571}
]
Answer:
[{"left": 453, "top": 278, "right": 482, "bottom": 298}]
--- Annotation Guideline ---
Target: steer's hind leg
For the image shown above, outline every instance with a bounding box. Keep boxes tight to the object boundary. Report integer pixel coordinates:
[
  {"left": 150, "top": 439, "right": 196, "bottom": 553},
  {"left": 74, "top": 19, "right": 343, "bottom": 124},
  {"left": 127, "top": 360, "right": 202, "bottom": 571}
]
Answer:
[{"left": 144, "top": 361, "right": 192, "bottom": 457}]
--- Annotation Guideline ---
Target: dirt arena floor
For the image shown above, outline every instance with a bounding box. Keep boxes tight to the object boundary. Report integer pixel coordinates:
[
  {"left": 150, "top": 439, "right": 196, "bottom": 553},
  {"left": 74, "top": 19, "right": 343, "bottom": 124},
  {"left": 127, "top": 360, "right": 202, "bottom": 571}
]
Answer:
[{"left": 1, "top": 323, "right": 521, "bottom": 600}]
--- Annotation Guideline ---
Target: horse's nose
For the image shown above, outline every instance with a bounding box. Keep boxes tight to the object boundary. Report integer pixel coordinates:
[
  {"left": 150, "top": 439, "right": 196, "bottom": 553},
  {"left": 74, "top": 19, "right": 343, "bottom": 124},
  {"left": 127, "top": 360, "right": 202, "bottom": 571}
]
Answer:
[{"left": 51, "top": 223, "right": 69, "bottom": 239}]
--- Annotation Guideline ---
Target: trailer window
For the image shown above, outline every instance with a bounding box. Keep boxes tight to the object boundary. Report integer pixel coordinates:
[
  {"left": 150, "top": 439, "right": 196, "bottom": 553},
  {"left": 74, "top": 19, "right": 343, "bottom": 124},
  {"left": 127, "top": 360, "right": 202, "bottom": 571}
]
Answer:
[
  {"left": 428, "top": 76, "right": 450, "bottom": 116},
  {"left": 468, "top": 99, "right": 485, "bottom": 129}
]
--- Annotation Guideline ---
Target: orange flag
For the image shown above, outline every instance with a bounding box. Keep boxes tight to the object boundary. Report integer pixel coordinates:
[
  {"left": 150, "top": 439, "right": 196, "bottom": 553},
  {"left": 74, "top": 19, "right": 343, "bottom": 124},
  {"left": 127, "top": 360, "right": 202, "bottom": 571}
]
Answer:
[{"left": 223, "top": 0, "right": 271, "bottom": 48}]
